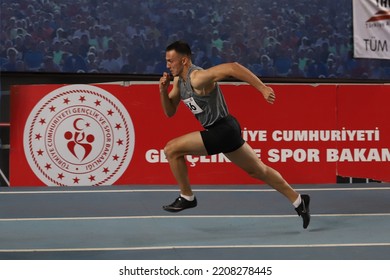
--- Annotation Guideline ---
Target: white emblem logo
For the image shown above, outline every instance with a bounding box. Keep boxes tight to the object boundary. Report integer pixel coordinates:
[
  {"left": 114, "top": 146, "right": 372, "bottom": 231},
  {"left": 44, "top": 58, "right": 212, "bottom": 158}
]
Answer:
[{"left": 24, "top": 84, "right": 135, "bottom": 186}]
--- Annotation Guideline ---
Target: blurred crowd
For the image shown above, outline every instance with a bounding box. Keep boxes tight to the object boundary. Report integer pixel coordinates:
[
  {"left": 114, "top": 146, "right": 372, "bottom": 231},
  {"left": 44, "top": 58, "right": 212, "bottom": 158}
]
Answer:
[{"left": 1, "top": 0, "right": 389, "bottom": 79}]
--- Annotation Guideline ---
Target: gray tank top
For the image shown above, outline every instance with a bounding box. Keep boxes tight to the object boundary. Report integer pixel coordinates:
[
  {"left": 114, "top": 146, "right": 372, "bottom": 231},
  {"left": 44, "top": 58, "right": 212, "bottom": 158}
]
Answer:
[{"left": 179, "top": 64, "right": 229, "bottom": 127}]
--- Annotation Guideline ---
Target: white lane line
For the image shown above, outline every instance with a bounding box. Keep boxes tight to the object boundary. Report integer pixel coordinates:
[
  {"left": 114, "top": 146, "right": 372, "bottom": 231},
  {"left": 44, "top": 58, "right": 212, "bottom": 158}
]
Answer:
[
  {"left": 1, "top": 243, "right": 390, "bottom": 253},
  {"left": 1, "top": 187, "right": 390, "bottom": 195},
  {"left": 1, "top": 213, "right": 390, "bottom": 222}
]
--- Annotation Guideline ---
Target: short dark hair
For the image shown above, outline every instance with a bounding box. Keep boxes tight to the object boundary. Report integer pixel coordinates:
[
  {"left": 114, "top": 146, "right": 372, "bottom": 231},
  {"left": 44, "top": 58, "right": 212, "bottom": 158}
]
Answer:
[{"left": 166, "top": 40, "right": 192, "bottom": 57}]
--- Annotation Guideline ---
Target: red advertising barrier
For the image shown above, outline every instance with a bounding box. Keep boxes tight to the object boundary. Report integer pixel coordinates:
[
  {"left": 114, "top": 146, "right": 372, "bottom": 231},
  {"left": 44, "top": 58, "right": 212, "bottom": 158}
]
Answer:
[
  {"left": 9, "top": 83, "right": 390, "bottom": 187},
  {"left": 336, "top": 84, "right": 390, "bottom": 181}
]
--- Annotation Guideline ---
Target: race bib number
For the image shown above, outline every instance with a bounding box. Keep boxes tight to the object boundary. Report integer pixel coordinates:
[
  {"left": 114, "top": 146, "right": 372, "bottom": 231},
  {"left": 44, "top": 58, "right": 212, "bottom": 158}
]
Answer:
[{"left": 183, "top": 97, "right": 203, "bottom": 114}]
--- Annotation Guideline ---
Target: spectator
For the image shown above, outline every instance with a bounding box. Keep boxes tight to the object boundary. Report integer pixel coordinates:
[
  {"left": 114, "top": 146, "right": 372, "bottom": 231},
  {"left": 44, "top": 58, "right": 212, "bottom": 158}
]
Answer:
[
  {"left": 40, "top": 55, "right": 61, "bottom": 72},
  {"left": 0, "top": 0, "right": 387, "bottom": 79},
  {"left": 42, "top": 19, "right": 55, "bottom": 40},
  {"left": 85, "top": 51, "right": 100, "bottom": 72},
  {"left": 209, "top": 46, "right": 222, "bottom": 66},
  {"left": 273, "top": 45, "right": 293, "bottom": 77},
  {"left": 78, "top": 34, "right": 91, "bottom": 58},
  {"left": 73, "top": 21, "right": 90, "bottom": 39},
  {"left": 0, "top": 40, "right": 13, "bottom": 60},
  {"left": 54, "top": 28, "right": 67, "bottom": 43},
  {"left": 62, "top": 42, "right": 87, "bottom": 72},
  {"left": 100, "top": 49, "right": 120, "bottom": 72},
  {"left": 88, "top": 26, "right": 101, "bottom": 50},
  {"left": 287, "top": 62, "right": 305, "bottom": 77},
  {"left": 51, "top": 39, "right": 64, "bottom": 66},
  {"left": 297, "top": 49, "right": 309, "bottom": 72},
  {"left": 256, "top": 54, "right": 276, "bottom": 77},
  {"left": 211, "top": 30, "right": 224, "bottom": 51},
  {"left": 121, "top": 53, "right": 137, "bottom": 73},
  {"left": 1, "top": 47, "right": 19, "bottom": 71},
  {"left": 24, "top": 41, "right": 46, "bottom": 71}
]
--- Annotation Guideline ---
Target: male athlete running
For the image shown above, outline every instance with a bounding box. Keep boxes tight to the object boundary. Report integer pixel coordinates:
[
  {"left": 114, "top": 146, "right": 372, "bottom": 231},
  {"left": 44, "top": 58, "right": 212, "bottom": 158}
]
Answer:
[{"left": 159, "top": 41, "right": 310, "bottom": 229}]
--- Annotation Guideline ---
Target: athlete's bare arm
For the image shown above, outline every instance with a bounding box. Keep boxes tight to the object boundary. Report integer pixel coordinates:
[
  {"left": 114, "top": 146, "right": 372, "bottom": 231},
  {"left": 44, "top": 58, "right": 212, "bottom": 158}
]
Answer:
[
  {"left": 159, "top": 72, "right": 181, "bottom": 117},
  {"left": 190, "top": 62, "right": 276, "bottom": 104}
]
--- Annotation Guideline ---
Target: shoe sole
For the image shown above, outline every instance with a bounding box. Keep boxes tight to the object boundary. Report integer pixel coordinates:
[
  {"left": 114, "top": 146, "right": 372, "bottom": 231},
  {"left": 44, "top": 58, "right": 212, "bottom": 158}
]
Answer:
[{"left": 163, "top": 204, "right": 197, "bottom": 212}]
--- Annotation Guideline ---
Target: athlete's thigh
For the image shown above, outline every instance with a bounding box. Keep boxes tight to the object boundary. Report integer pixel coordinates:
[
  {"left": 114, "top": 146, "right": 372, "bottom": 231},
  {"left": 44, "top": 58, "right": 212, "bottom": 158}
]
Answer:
[
  {"left": 168, "top": 131, "right": 208, "bottom": 156},
  {"left": 224, "top": 142, "right": 266, "bottom": 173}
]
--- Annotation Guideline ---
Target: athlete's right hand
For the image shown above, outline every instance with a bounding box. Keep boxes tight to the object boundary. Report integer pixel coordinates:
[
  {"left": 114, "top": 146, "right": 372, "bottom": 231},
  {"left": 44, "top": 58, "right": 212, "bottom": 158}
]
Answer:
[{"left": 159, "top": 72, "right": 170, "bottom": 93}]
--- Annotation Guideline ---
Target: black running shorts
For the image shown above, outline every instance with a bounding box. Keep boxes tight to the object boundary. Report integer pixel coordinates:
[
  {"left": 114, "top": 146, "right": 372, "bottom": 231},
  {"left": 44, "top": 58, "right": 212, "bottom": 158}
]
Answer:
[{"left": 200, "top": 115, "right": 245, "bottom": 155}]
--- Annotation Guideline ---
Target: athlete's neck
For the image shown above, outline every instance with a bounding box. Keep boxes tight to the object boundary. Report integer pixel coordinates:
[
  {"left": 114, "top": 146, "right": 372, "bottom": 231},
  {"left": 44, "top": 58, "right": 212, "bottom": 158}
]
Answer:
[{"left": 180, "top": 62, "right": 193, "bottom": 82}]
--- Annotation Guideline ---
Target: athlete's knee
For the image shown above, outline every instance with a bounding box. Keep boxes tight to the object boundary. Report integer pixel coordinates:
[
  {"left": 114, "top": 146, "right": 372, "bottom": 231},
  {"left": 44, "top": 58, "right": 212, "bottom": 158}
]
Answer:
[
  {"left": 164, "top": 139, "right": 181, "bottom": 160},
  {"left": 163, "top": 141, "right": 174, "bottom": 160},
  {"left": 247, "top": 164, "right": 268, "bottom": 180},
  {"left": 253, "top": 165, "right": 285, "bottom": 185}
]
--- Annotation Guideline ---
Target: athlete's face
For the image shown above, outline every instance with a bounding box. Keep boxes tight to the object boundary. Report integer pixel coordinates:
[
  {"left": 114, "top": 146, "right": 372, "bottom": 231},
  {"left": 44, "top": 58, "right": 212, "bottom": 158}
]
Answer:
[{"left": 165, "top": 50, "right": 186, "bottom": 77}]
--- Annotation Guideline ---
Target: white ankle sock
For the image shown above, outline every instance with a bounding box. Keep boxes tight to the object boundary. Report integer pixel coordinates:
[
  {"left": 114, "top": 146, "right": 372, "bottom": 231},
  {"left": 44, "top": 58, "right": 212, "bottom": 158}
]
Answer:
[
  {"left": 180, "top": 194, "right": 195, "bottom": 201},
  {"left": 293, "top": 195, "right": 302, "bottom": 208}
]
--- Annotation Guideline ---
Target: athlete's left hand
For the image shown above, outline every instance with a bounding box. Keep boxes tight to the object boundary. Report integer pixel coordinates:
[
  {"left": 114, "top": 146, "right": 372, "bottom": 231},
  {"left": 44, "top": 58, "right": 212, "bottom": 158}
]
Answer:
[{"left": 261, "top": 86, "right": 276, "bottom": 104}]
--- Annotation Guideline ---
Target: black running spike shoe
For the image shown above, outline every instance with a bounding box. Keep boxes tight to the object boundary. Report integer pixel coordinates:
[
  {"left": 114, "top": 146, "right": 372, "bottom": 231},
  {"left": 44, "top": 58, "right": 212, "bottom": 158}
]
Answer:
[
  {"left": 295, "top": 194, "right": 311, "bottom": 229},
  {"left": 163, "top": 196, "right": 197, "bottom": 212}
]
